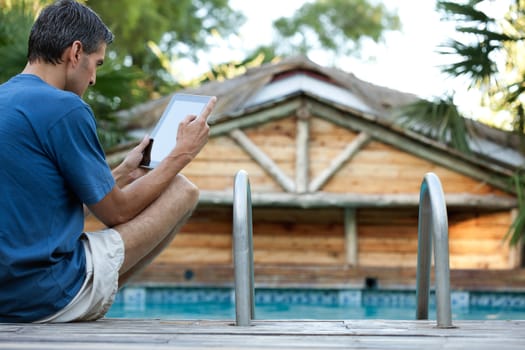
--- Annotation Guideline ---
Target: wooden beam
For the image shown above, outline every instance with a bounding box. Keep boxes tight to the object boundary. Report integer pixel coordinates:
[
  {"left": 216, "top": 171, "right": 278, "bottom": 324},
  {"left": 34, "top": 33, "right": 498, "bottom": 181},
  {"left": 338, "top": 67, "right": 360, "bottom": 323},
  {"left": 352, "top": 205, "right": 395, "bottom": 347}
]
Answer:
[
  {"left": 210, "top": 98, "right": 303, "bottom": 137},
  {"left": 199, "top": 190, "right": 517, "bottom": 209},
  {"left": 308, "top": 100, "right": 516, "bottom": 193},
  {"left": 296, "top": 105, "right": 310, "bottom": 193},
  {"left": 309, "top": 132, "right": 371, "bottom": 192},
  {"left": 229, "top": 129, "right": 296, "bottom": 193},
  {"left": 344, "top": 208, "right": 358, "bottom": 266}
]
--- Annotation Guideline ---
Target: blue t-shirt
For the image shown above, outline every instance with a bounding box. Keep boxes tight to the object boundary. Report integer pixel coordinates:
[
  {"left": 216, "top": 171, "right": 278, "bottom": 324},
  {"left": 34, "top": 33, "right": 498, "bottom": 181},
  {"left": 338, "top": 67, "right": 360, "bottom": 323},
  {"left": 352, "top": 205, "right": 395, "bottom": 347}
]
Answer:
[{"left": 0, "top": 74, "right": 115, "bottom": 322}]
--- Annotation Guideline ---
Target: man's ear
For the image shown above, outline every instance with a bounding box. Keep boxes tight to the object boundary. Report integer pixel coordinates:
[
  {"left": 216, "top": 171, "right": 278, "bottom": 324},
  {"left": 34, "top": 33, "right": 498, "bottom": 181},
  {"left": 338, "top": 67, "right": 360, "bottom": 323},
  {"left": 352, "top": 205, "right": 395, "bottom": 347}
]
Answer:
[{"left": 67, "top": 40, "right": 83, "bottom": 66}]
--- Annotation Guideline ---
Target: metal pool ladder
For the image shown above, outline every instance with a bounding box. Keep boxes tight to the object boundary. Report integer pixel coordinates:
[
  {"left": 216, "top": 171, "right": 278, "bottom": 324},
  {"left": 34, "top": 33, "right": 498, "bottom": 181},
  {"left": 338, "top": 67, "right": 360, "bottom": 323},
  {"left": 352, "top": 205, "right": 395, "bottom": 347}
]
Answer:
[
  {"left": 416, "top": 172, "right": 453, "bottom": 328},
  {"left": 232, "top": 170, "right": 255, "bottom": 326},
  {"left": 231, "top": 170, "right": 452, "bottom": 327}
]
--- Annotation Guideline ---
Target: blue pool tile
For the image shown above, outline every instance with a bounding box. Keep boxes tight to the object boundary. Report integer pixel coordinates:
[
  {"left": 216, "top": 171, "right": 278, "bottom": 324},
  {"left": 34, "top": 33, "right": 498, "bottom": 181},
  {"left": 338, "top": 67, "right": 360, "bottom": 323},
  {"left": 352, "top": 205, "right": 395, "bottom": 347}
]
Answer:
[
  {"left": 338, "top": 290, "right": 361, "bottom": 306},
  {"left": 470, "top": 292, "right": 525, "bottom": 310},
  {"left": 451, "top": 291, "right": 469, "bottom": 309},
  {"left": 123, "top": 287, "right": 146, "bottom": 311}
]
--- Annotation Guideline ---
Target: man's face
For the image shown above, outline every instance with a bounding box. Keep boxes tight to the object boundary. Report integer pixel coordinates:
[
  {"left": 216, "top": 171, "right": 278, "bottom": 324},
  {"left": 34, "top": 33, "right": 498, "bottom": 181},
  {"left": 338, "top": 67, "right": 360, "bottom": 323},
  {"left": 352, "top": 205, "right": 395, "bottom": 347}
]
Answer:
[{"left": 65, "top": 42, "right": 106, "bottom": 97}]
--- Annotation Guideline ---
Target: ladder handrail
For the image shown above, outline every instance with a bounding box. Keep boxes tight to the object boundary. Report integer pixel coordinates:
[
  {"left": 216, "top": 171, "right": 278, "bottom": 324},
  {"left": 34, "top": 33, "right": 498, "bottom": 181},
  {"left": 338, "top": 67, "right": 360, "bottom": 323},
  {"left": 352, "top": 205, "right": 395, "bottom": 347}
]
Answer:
[
  {"left": 415, "top": 172, "right": 453, "bottom": 328},
  {"left": 232, "top": 170, "right": 255, "bottom": 326}
]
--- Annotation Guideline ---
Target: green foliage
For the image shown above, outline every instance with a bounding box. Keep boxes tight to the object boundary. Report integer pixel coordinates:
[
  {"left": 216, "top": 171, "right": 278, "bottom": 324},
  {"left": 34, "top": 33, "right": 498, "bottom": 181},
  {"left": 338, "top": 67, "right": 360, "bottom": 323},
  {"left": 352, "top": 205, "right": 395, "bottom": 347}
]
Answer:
[
  {"left": 1, "top": 0, "right": 401, "bottom": 150},
  {"left": 272, "top": 0, "right": 400, "bottom": 56},
  {"left": 197, "top": 51, "right": 274, "bottom": 84},
  {"left": 86, "top": 0, "right": 245, "bottom": 76},
  {"left": 436, "top": 0, "right": 525, "bottom": 246},
  {"left": 437, "top": 1, "right": 517, "bottom": 88},
  {"left": 83, "top": 0, "right": 247, "bottom": 140},
  {"left": 437, "top": 0, "right": 525, "bottom": 136},
  {"left": 505, "top": 171, "right": 525, "bottom": 246},
  {"left": 0, "top": 1, "right": 38, "bottom": 81},
  {"left": 394, "top": 96, "right": 472, "bottom": 154},
  {"left": 0, "top": 0, "right": 150, "bottom": 149}
]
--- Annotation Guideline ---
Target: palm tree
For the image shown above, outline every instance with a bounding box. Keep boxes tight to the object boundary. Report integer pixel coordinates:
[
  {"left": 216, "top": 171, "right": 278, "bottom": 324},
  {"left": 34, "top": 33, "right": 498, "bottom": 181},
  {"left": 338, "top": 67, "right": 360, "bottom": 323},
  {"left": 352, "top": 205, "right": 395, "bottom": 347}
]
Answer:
[{"left": 395, "top": 0, "right": 525, "bottom": 245}]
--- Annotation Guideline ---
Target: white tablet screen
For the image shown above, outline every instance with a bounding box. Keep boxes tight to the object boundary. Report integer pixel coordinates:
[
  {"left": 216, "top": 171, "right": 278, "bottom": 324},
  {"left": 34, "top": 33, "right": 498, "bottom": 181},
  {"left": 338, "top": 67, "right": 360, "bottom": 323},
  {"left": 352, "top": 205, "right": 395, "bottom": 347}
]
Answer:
[{"left": 147, "top": 94, "right": 211, "bottom": 168}]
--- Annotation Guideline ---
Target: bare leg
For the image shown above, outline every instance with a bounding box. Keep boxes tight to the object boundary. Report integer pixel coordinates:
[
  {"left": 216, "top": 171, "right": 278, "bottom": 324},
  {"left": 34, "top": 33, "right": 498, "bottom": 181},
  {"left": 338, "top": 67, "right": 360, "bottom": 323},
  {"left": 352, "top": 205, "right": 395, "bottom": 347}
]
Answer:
[
  {"left": 117, "top": 208, "right": 194, "bottom": 286},
  {"left": 113, "top": 174, "right": 199, "bottom": 284}
]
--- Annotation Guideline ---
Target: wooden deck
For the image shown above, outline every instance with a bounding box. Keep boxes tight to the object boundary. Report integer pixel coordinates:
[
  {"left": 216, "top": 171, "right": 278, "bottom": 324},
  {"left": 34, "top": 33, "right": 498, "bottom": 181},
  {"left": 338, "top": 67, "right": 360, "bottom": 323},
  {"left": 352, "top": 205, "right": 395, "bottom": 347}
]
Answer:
[{"left": 1, "top": 319, "right": 524, "bottom": 349}]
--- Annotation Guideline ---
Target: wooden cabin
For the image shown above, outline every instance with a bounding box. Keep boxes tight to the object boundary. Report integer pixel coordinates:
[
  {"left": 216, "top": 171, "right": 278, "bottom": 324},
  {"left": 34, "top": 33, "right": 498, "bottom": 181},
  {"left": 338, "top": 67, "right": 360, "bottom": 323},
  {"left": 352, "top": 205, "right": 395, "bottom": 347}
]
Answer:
[{"left": 86, "top": 56, "right": 525, "bottom": 290}]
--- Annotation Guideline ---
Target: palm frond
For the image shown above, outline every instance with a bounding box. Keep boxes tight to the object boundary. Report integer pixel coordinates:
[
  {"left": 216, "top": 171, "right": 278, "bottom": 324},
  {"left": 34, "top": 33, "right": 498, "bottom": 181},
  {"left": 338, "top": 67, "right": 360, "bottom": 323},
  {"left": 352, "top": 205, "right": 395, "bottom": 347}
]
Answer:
[
  {"left": 438, "top": 39, "right": 498, "bottom": 86},
  {"left": 392, "top": 97, "right": 473, "bottom": 154},
  {"left": 455, "top": 27, "right": 518, "bottom": 42},
  {"left": 504, "top": 171, "right": 525, "bottom": 246},
  {"left": 437, "top": 1, "right": 492, "bottom": 22}
]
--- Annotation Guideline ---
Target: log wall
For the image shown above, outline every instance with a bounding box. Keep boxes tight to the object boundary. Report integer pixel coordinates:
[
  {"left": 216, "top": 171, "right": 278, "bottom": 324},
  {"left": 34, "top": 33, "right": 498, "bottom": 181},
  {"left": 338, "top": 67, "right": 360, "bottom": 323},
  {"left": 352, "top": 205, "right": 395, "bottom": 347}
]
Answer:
[
  {"left": 84, "top": 112, "right": 520, "bottom": 287},
  {"left": 84, "top": 206, "right": 517, "bottom": 271}
]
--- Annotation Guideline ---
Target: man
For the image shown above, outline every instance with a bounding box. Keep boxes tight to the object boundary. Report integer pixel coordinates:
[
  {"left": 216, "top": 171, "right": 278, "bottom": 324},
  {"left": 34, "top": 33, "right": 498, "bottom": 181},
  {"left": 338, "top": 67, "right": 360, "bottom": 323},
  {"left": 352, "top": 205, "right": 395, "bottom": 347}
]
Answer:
[{"left": 0, "top": 0, "right": 216, "bottom": 322}]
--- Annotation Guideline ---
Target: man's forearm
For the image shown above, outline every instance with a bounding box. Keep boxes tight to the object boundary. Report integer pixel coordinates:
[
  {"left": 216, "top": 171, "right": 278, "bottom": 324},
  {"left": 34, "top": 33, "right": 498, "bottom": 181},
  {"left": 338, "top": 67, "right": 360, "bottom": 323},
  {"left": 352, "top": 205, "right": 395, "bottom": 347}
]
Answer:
[
  {"left": 89, "top": 150, "right": 192, "bottom": 227},
  {"left": 112, "top": 162, "right": 135, "bottom": 188}
]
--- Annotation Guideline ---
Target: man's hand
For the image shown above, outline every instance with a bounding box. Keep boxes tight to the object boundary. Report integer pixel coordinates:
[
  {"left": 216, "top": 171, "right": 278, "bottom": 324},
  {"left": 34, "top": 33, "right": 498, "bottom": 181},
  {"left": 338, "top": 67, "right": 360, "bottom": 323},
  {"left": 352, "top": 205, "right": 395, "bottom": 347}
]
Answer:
[
  {"left": 168, "top": 97, "right": 217, "bottom": 163},
  {"left": 113, "top": 135, "right": 151, "bottom": 188}
]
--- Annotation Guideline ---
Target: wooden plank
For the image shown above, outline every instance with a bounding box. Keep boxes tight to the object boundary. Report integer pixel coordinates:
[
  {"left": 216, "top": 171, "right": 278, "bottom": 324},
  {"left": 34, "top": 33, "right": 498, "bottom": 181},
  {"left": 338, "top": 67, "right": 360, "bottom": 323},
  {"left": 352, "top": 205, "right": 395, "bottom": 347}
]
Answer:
[
  {"left": 252, "top": 207, "right": 344, "bottom": 223},
  {"left": 190, "top": 176, "right": 282, "bottom": 192},
  {"left": 254, "top": 249, "right": 344, "bottom": 265},
  {"left": 195, "top": 136, "right": 252, "bottom": 160},
  {"left": 359, "top": 238, "right": 418, "bottom": 254},
  {"left": 166, "top": 232, "right": 232, "bottom": 249},
  {"left": 2, "top": 319, "right": 524, "bottom": 350},
  {"left": 450, "top": 255, "right": 510, "bottom": 269},
  {"left": 358, "top": 252, "right": 418, "bottom": 268},
  {"left": 155, "top": 247, "right": 232, "bottom": 264},
  {"left": 252, "top": 221, "right": 343, "bottom": 236},
  {"left": 209, "top": 97, "right": 302, "bottom": 136},
  {"left": 133, "top": 263, "right": 525, "bottom": 290},
  {"left": 244, "top": 115, "right": 297, "bottom": 140},
  {"left": 252, "top": 233, "right": 344, "bottom": 251},
  {"left": 185, "top": 160, "right": 269, "bottom": 176}
]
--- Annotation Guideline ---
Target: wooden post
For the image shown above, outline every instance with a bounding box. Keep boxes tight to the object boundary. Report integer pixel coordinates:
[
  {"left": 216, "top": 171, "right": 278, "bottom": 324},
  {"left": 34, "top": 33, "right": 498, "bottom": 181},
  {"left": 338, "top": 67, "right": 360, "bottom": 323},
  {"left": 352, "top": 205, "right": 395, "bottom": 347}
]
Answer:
[
  {"left": 344, "top": 208, "right": 358, "bottom": 266},
  {"left": 296, "top": 105, "right": 310, "bottom": 193}
]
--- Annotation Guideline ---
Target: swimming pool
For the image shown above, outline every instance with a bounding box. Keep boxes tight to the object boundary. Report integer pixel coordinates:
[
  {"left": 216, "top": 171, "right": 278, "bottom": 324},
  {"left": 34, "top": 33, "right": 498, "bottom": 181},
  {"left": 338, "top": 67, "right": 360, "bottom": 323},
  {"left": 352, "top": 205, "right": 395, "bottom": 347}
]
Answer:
[{"left": 106, "top": 287, "right": 525, "bottom": 320}]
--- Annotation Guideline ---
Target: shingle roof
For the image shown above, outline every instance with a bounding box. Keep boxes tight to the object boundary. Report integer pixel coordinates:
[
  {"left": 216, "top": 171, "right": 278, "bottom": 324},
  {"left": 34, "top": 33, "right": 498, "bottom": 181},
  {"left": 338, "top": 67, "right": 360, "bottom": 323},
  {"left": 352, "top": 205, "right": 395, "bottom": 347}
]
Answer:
[{"left": 112, "top": 55, "right": 524, "bottom": 172}]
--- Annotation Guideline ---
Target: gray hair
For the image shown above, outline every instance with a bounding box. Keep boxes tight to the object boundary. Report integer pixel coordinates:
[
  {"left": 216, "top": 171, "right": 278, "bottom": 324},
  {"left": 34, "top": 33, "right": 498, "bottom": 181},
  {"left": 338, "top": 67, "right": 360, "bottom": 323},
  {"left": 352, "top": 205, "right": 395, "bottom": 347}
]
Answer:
[{"left": 28, "top": 0, "right": 113, "bottom": 64}]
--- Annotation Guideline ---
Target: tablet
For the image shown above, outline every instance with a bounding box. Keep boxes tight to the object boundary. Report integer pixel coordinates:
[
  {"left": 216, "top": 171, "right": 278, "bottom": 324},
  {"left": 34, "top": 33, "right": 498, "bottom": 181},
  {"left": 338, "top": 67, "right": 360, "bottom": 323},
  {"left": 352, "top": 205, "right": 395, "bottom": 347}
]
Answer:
[{"left": 140, "top": 93, "right": 213, "bottom": 169}]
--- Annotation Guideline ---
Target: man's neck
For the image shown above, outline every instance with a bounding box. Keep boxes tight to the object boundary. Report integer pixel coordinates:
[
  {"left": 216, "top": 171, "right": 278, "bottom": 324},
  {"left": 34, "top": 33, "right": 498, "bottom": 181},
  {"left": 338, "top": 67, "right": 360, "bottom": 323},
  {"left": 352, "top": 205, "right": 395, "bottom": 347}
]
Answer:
[{"left": 22, "top": 61, "right": 66, "bottom": 90}]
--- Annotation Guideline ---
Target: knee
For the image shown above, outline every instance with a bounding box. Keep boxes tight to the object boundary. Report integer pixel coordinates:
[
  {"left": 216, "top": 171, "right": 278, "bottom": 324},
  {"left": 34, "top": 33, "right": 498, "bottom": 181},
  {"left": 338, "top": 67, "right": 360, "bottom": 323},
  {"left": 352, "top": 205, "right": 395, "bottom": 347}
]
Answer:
[{"left": 172, "top": 174, "right": 200, "bottom": 207}]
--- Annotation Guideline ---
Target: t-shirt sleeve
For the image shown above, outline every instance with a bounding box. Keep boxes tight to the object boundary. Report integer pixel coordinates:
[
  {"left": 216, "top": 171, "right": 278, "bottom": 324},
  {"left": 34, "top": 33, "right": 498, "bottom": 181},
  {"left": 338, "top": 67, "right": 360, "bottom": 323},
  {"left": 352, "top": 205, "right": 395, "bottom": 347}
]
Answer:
[{"left": 45, "top": 105, "right": 115, "bottom": 205}]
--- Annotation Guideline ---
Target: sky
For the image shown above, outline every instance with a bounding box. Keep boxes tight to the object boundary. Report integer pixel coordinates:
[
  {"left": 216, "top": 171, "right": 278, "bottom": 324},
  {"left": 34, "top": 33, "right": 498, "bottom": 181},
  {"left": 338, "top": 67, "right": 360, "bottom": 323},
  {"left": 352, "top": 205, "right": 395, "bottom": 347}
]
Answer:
[
  {"left": 178, "top": 0, "right": 510, "bottom": 121},
  {"left": 227, "top": 0, "right": 452, "bottom": 99}
]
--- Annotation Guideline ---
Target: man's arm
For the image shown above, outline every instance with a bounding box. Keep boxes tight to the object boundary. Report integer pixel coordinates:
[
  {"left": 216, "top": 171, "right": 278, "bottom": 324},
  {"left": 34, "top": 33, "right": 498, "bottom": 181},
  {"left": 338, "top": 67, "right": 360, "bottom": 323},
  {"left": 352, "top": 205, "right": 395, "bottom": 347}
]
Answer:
[
  {"left": 88, "top": 97, "right": 216, "bottom": 227},
  {"left": 83, "top": 135, "right": 151, "bottom": 218}
]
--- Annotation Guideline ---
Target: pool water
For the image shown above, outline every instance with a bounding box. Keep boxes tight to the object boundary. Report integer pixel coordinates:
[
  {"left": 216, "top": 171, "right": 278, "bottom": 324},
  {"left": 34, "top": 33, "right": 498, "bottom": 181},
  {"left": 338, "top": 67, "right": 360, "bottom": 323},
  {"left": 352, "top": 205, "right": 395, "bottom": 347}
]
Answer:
[{"left": 106, "top": 287, "right": 525, "bottom": 320}]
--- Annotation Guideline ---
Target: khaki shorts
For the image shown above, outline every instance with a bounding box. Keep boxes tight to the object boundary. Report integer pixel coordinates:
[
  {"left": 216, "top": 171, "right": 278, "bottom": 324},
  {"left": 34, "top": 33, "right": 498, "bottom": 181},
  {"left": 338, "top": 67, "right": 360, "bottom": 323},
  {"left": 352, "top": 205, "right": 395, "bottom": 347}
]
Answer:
[{"left": 36, "top": 228, "right": 125, "bottom": 323}]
